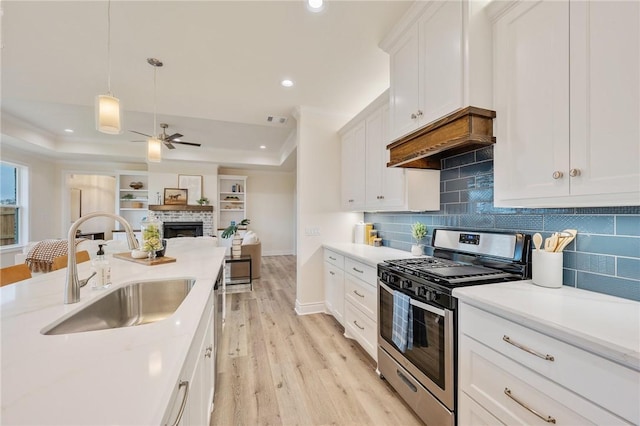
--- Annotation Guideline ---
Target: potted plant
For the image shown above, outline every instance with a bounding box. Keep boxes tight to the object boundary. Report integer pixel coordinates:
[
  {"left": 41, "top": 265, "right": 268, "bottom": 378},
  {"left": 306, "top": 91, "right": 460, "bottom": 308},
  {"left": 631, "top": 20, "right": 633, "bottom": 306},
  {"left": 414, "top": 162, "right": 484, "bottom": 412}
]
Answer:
[
  {"left": 410, "top": 221, "right": 428, "bottom": 255},
  {"left": 196, "top": 197, "right": 209, "bottom": 205},
  {"left": 221, "top": 219, "right": 250, "bottom": 257}
]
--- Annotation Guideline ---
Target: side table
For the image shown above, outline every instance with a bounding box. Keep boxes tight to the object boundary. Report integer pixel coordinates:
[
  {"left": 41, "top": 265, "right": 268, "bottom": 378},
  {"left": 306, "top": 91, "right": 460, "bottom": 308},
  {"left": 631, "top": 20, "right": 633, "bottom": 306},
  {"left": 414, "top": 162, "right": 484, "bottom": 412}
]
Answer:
[{"left": 224, "top": 255, "right": 252, "bottom": 291}]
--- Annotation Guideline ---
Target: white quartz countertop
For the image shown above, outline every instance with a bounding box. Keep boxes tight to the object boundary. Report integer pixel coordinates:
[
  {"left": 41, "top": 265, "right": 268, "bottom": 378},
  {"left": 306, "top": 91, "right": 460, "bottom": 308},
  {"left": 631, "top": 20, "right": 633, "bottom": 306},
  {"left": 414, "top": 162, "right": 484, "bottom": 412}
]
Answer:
[
  {"left": 1, "top": 237, "right": 226, "bottom": 425},
  {"left": 323, "top": 242, "right": 415, "bottom": 267},
  {"left": 453, "top": 281, "right": 640, "bottom": 371}
]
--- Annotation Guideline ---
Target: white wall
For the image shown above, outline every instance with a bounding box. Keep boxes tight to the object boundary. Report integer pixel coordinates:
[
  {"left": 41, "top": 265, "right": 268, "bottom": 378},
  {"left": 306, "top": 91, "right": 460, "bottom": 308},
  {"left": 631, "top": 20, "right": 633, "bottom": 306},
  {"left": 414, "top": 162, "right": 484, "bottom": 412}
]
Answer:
[
  {"left": 0, "top": 146, "right": 60, "bottom": 267},
  {"left": 219, "top": 167, "right": 296, "bottom": 256},
  {"left": 294, "top": 107, "right": 363, "bottom": 315}
]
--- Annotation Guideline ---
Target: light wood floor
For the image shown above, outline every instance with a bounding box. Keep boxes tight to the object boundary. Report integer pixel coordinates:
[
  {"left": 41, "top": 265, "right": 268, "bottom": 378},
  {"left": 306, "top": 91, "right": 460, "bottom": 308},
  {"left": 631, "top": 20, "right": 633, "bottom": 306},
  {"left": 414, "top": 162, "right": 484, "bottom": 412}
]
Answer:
[{"left": 212, "top": 255, "right": 423, "bottom": 426}]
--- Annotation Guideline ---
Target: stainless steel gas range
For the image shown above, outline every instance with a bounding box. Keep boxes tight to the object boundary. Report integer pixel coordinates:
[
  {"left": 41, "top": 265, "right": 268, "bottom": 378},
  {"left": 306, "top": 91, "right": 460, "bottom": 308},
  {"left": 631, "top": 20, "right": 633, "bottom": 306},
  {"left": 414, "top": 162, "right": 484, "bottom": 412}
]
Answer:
[{"left": 377, "top": 229, "right": 531, "bottom": 426}]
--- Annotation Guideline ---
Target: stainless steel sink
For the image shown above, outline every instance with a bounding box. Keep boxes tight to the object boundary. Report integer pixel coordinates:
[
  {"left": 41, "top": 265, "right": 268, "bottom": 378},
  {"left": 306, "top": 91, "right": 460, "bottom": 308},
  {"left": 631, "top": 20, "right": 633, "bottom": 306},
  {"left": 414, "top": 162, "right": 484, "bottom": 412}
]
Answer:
[{"left": 42, "top": 278, "right": 195, "bottom": 335}]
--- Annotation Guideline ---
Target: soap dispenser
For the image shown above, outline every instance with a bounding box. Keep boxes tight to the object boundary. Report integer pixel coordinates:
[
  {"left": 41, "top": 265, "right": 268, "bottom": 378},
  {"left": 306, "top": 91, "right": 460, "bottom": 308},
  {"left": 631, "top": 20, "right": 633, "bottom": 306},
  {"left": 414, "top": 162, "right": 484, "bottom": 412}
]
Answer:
[{"left": 92, "top": 244, "right": 112, "bottom": 289}]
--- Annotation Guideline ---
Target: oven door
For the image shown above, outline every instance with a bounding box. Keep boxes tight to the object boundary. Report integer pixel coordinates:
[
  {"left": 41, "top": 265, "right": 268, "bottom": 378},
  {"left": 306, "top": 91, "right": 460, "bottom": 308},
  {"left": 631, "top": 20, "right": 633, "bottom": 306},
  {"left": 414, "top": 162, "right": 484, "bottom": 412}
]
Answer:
[{"left": 378, "top": 281, "right": 454, "bottom": 410}]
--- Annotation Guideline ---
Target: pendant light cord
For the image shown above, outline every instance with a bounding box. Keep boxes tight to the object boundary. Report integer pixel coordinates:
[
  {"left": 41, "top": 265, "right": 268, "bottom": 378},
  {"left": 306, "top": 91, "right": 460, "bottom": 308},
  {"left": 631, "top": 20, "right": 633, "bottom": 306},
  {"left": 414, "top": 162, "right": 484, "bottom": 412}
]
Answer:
[
  {"left": 153, "top": 66, "right": 158, "bottom": 135},
  {"left": 106, "top": 0, "right": 112, "bottom": 95}
]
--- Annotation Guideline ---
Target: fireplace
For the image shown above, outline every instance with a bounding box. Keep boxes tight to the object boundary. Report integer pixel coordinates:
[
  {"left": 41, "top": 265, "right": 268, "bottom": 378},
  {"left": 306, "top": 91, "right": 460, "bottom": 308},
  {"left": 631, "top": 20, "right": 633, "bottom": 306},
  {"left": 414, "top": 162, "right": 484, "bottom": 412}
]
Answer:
[{"left": 163, "top": 221, "right": 204, "bottom": 238}]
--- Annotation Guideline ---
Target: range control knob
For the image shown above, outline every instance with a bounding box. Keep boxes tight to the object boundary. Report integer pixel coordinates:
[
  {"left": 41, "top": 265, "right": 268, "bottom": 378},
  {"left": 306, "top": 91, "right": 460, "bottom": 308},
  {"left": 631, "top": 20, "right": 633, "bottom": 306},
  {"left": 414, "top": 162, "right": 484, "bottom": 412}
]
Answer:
[{"left": 401, "top": 279, "right": 413, "bottom": 289}]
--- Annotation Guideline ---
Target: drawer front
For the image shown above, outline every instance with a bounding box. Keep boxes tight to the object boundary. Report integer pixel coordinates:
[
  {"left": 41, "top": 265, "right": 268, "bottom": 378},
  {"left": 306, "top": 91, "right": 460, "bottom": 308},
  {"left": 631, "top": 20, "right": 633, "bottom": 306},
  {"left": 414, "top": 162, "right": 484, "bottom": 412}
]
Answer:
[
  {"left": 324, "top": 249, "right": 344, "bottom": 269},
  {"left": 344, "top": 257, "right": 376, "bottom": 285},
  {"left": 458, "top": 391, "right": 505, "bottom": 426},
  {"left": 344, "top": 272, "right": 376, "bottom": 321},
  {"left": 344, "top": 301, "right": 377, "bottom": 360},
  {"left": 460, "top": 335, "right": 630, "bottom": 425},
  {"left": 460, "top": 303, "right": 639, "bottom": 424}
]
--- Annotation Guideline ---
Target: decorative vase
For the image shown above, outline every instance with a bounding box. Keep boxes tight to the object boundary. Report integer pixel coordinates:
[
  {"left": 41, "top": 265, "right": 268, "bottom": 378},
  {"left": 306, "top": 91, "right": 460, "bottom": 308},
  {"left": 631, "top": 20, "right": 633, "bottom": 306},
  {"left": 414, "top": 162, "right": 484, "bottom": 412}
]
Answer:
[
  {"left": 411, "top": 244, "right": 423, "bottom": 256},
  {"left": 232, "top": 233, "right": 242, "bottom": 257},
  {"left": 141, "top": 217, "right": 163, "bottom": 260}
]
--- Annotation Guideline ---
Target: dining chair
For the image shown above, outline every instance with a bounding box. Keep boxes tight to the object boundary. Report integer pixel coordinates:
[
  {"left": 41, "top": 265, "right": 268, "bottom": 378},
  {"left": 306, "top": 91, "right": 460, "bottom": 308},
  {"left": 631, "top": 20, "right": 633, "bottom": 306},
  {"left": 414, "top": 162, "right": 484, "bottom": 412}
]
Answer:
[
  {"left": 52, "top": 250, "right": 91, "bottom": 271},
  {"left": 0, "top": 263, "right": 32, "bottom": 287}
]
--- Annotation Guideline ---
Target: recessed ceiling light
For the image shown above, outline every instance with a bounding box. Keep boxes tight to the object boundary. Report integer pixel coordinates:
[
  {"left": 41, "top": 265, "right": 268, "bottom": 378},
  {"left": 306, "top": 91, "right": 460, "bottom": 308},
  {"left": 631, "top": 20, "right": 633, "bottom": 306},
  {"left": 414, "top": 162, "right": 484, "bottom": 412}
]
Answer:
[
  {"left": 260, "top": 145, "right": 266, "bottom": 149},
  {"left": 307, "top": 0, "right": 324, "bottom": 12},
  {"left": 64, "top": 129, "right": 74, "bottom": 133},
  {"left": 281, "top": 79, "right": 294, "bottom": 87}
]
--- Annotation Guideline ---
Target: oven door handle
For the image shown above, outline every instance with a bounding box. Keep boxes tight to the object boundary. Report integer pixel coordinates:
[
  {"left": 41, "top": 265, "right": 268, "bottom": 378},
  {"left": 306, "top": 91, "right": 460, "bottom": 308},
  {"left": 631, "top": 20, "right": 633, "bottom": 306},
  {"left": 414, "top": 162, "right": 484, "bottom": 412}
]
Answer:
[{"left": 379, "top": 281, "right": 446, "bottom": 317}]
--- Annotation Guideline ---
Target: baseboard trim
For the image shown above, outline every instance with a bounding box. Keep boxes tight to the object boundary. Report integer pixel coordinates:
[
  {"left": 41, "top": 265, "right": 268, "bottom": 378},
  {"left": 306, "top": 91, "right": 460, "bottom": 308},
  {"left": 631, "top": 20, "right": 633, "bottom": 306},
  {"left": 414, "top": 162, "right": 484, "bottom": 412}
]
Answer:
[{"left": 294, "top": 299, "right": 325, "bottom": 316}]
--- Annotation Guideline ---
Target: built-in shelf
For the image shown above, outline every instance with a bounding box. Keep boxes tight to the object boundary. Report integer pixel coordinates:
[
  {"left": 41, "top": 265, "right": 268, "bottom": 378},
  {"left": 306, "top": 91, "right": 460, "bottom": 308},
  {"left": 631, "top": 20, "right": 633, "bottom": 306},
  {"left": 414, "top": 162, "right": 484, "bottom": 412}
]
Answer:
[{"left": 148, "top": 205, "right": 214, "bottom": 212}]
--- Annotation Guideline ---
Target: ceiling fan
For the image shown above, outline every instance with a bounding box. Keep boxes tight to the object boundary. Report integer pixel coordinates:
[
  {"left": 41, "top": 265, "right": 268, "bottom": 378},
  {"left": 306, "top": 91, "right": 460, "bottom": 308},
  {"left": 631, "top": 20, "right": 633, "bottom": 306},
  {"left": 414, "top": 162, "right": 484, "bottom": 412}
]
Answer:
[{"left": 130, "top": 123, "right": 201, "bottom": 150}]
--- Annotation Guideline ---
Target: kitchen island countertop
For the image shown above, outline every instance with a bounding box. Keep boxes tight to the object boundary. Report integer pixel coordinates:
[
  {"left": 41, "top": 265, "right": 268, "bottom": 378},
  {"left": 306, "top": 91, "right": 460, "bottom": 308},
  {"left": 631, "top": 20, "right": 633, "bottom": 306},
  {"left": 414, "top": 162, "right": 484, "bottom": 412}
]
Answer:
[{"left": 1, "top": 237, "right": 226, "bottom": 425}]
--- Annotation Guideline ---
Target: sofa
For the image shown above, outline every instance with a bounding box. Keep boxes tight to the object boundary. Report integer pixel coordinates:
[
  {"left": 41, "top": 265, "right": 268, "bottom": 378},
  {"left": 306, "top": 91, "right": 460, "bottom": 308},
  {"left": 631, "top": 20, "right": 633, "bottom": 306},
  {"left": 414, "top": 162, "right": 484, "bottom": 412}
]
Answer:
[{"left": 230, "top": 232, "right": 261, "bottom": 280}]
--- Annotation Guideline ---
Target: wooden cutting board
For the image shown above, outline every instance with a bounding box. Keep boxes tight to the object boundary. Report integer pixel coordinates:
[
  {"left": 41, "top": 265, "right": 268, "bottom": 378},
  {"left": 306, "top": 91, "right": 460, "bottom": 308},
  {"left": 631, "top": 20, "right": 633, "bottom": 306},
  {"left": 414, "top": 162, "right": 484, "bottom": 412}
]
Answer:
[{"left": 113, "top": 252, "right": 176, "bottom": 266}]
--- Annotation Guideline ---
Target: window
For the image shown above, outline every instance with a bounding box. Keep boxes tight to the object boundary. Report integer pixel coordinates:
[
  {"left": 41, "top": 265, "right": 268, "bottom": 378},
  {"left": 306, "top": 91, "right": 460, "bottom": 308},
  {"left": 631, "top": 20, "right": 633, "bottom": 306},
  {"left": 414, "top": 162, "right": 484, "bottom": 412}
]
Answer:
[{"left": 1, "top": 162, "right": 26, "bottom": 247}]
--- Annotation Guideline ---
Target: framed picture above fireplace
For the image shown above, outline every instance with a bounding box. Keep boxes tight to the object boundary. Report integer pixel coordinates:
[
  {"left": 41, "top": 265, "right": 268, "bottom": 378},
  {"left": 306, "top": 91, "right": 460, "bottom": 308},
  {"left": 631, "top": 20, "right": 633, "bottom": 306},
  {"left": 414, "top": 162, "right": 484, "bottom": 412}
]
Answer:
[{"left": 164, "top": 188, "right": 188, "bottom": 205}]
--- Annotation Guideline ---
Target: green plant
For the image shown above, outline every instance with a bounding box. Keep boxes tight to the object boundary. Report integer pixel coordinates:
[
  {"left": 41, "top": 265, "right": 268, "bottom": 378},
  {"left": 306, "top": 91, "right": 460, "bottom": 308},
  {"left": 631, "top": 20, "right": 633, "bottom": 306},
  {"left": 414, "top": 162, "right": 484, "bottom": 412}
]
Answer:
[
  {"left": 196, "top": 197, "right": 209, "bottom": 205},
  {"left": 122, "top": 193, "right": 135, "bottom": 200},
  {"left": 221, "top": 218, "right": 250, "bottom": 239},
  {"left": 411, "top": 222, "right": 428, "bottom": 243}
]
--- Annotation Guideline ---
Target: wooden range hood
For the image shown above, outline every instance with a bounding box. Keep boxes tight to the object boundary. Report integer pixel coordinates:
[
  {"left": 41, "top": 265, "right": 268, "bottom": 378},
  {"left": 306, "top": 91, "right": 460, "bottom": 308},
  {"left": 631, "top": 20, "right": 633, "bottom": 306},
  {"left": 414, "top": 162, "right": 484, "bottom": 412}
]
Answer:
[{"left": 386, "top": 106, "right": 496, "bottom": 169}]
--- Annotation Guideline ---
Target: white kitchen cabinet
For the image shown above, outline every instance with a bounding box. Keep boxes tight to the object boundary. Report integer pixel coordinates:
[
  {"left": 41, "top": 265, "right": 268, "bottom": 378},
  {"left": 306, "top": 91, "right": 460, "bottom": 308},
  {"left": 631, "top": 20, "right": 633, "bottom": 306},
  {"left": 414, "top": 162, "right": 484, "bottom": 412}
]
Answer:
[
  {"left": 342, "top": 257, "right": 378, "bottom": 361},
  {"left": 492, "top": 0, "right": 640, "bottom": 207},
  {"left": 115, "top": 171, "right": 148, "bottom": 231},
  {"left": 458, "top": 302, "right": 637, "bottom": 425},
  {"left": 324, "top": 249, "right": 345, "bottom": 326},
  {"left": 163, "top": 286, "right": 215, "bottom": 426},
  {"left": 339, "top": 91, "right": 440, "bottom": 212},
  {"left": 340, "top": 122, "right": 366, "bottom": 211},
  {"left": 381, "top": 0, "right": 492, "bottom": 142}
]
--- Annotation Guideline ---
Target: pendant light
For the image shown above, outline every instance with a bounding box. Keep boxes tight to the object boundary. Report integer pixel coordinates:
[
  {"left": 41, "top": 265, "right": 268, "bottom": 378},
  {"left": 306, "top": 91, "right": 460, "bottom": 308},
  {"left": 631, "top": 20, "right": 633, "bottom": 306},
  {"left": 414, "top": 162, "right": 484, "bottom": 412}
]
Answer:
[
  {"left": 96, "top": 0, "right": 121, "bottom": 134},
  {"left": 147, "top": 58, "right": 163, "bottom": 163}
]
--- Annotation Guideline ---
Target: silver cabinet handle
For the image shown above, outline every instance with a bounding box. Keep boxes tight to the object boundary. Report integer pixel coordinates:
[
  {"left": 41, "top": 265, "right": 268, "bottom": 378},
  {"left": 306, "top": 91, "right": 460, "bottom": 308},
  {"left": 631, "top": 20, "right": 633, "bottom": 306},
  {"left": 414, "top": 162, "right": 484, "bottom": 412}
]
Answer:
[
  {"left": 569, "top": 168, "right": 581, "bottom": 177},
  {"left": 353, "top": 290, "right": 365, "bottom": 298},
  {"left": 410, "top": 112, "right": 418, "bottom": 119},
  {"left": 205, "top": 345, "right": 213, "bottom": 358},
  {"left": 503, "top": 335, "right": 555, "bottom": 361},
  {"left": 504, "top": 388, "right": 556, "bottom": 424},
  {"left": 329, "top": 271, "right": 335, "bottom": 276},
  {"left": 552, "top": 171, "right": 563, "bottom": 179},
  {"left": 353, "top": 320, "right": 365, "bottom": 330},
  {"left": 167, "top": 380, "right": 189, "bottom": 426},
  {"left": 352, "top": 267, "right": 363, "bottom": 274},
  {"left": 329, "top": 256, "right": 336, "bottom": 261}
]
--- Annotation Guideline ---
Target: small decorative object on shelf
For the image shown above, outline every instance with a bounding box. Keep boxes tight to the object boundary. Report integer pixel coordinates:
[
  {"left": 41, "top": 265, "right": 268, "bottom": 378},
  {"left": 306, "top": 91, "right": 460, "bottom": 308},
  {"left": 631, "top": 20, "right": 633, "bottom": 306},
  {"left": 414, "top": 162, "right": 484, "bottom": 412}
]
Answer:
[
  {"left": 141, "top": 217, "right": 163, "bottom": 260},
  {"left": 221, "top": 218, "right": 250, "bottom": 258},
  {"left": 122, "top": 193, "right": 134, "bottom": 200},
  {"left": 196, "top": 197, "right": 209, "bottom": 205},
  {"left": 411, "top": 221, "right": 427, "bottom": 256},
  {"left": 129, "top": 181, "right": 144, "bottom": 189}
]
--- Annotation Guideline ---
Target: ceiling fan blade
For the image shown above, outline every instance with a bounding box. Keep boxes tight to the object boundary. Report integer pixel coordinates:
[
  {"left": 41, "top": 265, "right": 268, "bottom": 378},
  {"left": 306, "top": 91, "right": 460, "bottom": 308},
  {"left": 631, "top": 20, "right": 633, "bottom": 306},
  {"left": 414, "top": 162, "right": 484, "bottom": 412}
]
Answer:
[
  {"left": 164, "top": 141, "right": 177, "bottom": 150},
  {"left": 173, "top": 141, "right": 202, "bottom": 147},
  {"left": 164, "top": 132, "right": 183, "bottom": 142},
  {"left": 130, "top": 130, "right": 153, "bottom": 138}
]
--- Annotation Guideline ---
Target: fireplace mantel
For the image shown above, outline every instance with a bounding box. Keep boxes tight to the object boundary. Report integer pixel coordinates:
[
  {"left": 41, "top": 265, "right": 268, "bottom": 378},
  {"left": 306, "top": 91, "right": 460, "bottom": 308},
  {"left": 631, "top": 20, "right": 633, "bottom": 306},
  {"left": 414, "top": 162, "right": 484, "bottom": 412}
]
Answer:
[{"left": 148, "top": 205, "right": 214, "bottom": 212}]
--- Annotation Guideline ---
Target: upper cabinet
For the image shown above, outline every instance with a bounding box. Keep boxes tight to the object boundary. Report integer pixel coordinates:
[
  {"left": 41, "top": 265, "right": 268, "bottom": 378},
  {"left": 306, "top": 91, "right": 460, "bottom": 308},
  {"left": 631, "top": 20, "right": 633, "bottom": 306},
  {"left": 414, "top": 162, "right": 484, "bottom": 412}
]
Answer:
[
  {"left": 380, "top": 0, "right": 493, "bottom": 142},
  {"left": 492, "top": 0, "right": 640, "bottom": 207},
  {"left": 339, "top": 91, "right": 440, "bottom": 213}
]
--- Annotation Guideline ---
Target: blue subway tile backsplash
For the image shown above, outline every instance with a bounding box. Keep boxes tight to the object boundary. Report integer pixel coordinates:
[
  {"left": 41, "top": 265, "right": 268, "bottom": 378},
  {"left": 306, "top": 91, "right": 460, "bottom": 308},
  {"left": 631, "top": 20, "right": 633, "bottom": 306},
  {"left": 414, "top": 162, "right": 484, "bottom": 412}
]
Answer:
[{"left": 364, "top": 147, "right": 640, "bottom": 301}]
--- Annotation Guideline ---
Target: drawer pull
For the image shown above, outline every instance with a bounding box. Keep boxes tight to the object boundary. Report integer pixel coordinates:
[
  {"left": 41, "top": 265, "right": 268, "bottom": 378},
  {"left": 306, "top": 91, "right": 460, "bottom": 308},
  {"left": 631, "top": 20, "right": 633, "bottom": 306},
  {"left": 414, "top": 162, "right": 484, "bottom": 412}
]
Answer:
[
  {"left": 167, "top": 380, "right": 190, "bottom": 426},
  {"left": 329, "top": 271, "right": 335, "bottom": 276},
  {"left": 504, "top": 388, "right": 556, "bottom": 424},
  {"left": 503, "top": 335, "right": 555, "bottom": 361},
  {"left": 329, "top": 256, "right": 336, "bottom": 261},
  {"left": 397, "top": 370, "right": 418, "bottom": 393},
  {"left": 352, "top": 267, "right": 364, "bottom": 274},
  {"left": 353, "top": 290, "right": 365, "bottom": 298},
  {"left": 353, "top": 320, "right": 365, "bottom": 330}
]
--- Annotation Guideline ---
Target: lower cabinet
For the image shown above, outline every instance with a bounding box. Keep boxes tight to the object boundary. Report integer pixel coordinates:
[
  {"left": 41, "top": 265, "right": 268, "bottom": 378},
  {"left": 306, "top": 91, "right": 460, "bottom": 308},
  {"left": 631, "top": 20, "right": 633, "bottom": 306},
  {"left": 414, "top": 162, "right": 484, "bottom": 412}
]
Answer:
[
  {"left": 163, "top": 286, "right": 215, "bottom": 425},
  {"left": 458, "top": 302, "right": 637, "bottom": 426},
  {"left": 323, "top": 248, "right": 379, "bottom": 361}
]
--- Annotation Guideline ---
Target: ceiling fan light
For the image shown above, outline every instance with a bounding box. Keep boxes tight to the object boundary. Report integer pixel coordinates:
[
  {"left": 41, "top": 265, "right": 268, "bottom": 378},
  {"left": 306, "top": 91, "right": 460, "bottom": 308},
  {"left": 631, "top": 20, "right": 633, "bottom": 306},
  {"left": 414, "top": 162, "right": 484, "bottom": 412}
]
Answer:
[
  {"left": 96, "top": 94, "right": 121, "bottom": 134},
  {"left": 147, "top": 137, "right": 162, "bottom": 163}
]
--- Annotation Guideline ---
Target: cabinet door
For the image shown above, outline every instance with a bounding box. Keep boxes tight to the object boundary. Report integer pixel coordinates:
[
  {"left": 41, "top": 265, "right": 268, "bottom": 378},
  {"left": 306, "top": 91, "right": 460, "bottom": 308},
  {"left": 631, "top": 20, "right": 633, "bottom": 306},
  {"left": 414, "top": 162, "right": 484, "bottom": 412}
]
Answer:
[
  {"left": 569, "top": 1, "right": 640, "bottom": 201},
  {"left": 341, "top": 123, "right": 366, "bottom": 210},
  {"left": 389, "top": 24, "right": 421, "bottom": 141},
  {"left": 379, "top": 104, "right": 406, "bottom": 208},
  {"left": 324, "top": 261, "right": 344, "bottom": 325},
  {"left": 493, "top": 0, "right": 570, "bottom": 205},
  {"left": 419, "top": 0, "right": 463, "bottom": 125}
]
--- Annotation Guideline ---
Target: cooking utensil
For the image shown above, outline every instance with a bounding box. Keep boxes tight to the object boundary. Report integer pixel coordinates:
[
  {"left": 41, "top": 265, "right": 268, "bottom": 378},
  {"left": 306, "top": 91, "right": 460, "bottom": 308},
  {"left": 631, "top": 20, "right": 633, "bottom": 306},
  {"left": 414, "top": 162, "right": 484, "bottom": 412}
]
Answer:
[
  {"left": 544, "top": 233, "right": 559, "bottom": 252},
  {"left": 533, "top": 233, "right": 543, "bottom": 251},
  {"left": 554, "top": 229, "right": 577, "bottom": 252}
]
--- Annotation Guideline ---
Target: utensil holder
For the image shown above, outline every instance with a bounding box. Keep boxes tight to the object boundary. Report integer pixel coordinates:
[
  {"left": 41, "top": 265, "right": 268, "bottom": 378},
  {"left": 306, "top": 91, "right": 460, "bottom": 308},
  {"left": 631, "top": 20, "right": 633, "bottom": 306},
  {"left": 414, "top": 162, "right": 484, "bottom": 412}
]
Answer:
[{"left": 532, "top": 250, "right": 563, "bottom": 288}]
